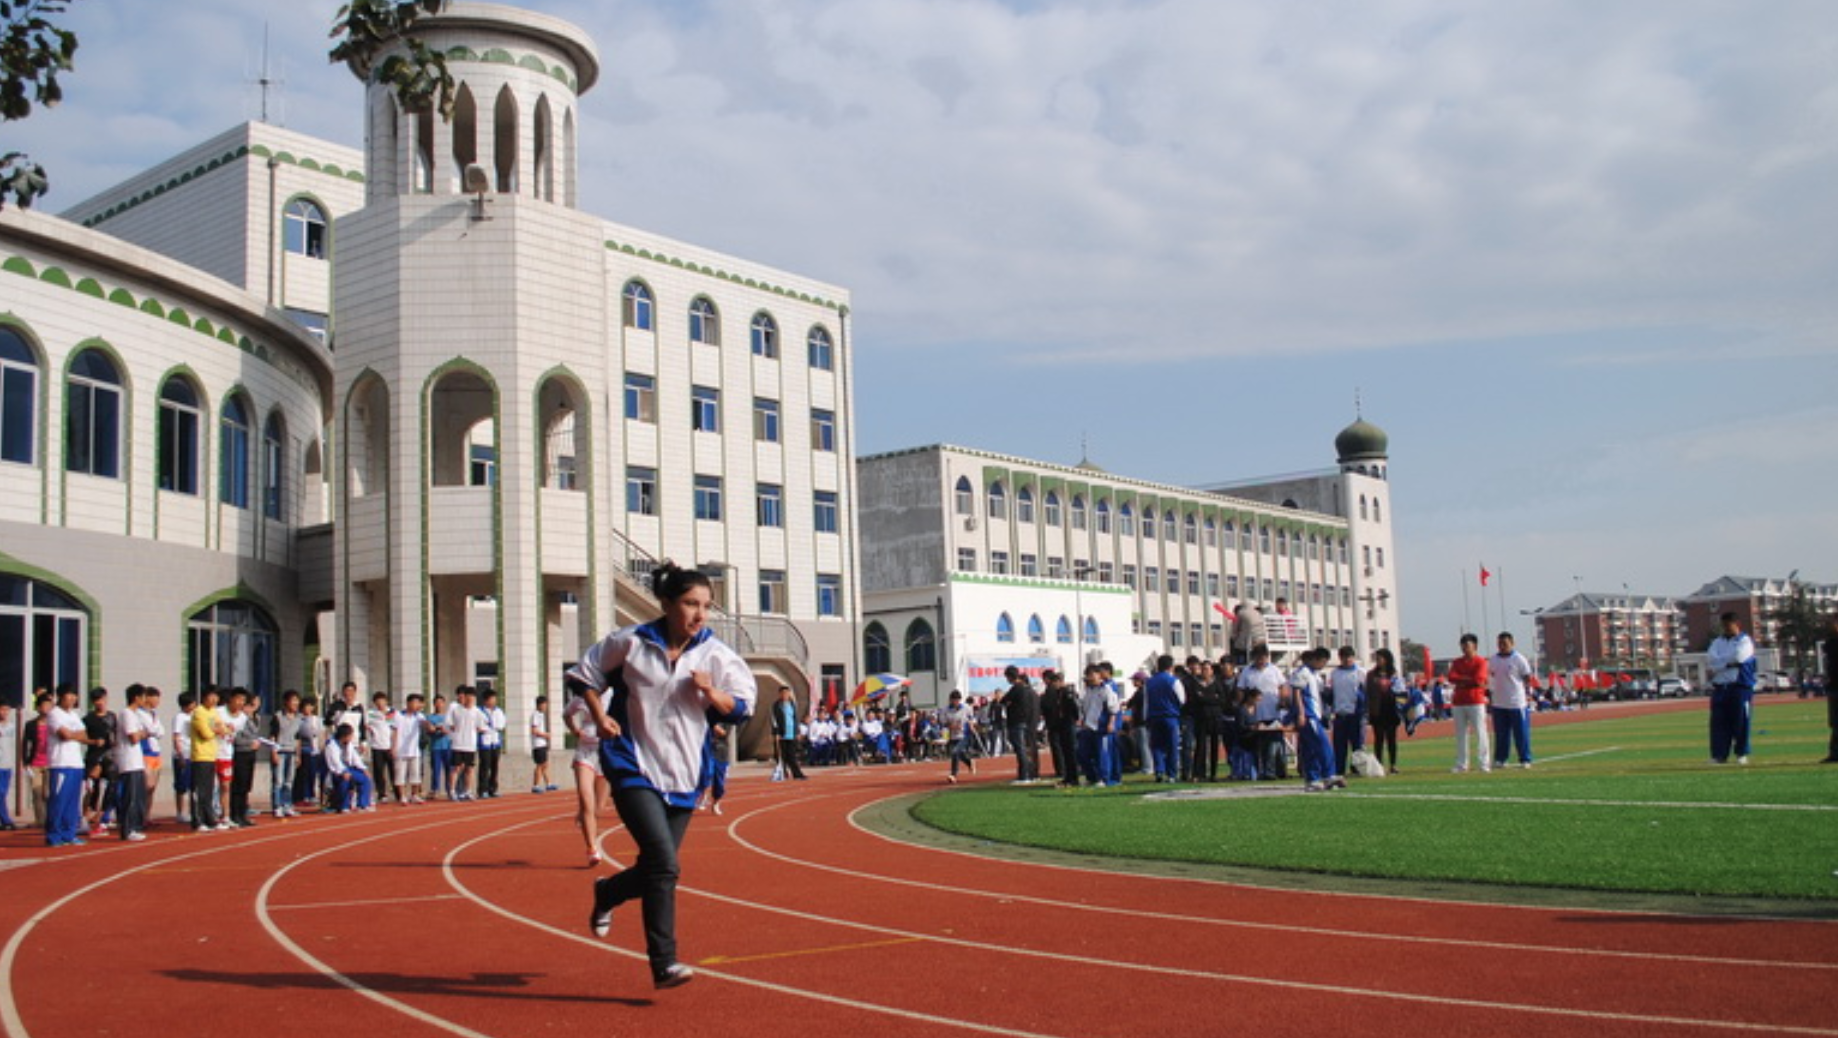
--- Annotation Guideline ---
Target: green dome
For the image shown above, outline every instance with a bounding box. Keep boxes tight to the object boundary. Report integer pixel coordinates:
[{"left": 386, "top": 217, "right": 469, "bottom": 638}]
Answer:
[{"left": 1335, "top": 418, "right": 1388, "bottom": 462}]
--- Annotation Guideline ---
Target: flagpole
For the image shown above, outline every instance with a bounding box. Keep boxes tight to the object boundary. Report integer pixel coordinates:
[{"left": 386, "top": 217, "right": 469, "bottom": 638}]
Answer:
[
  {"left": 1497, "top": 566, "right": 1508, "bottom": 642},
  {"left": 1461, "top": 568, "right": 1473, "bottom": 636}
]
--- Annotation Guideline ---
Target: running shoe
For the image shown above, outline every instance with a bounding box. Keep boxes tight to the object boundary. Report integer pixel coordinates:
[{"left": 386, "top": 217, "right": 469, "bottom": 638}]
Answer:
[
  {"left": 652, "top": 964, "right": 694, "bottom": 990},
  {"left": 589, "top": 876, "right": 616, "bottom": 938},
  {"left": 125, "top": 832, "right": 146, "bottom": 842}
]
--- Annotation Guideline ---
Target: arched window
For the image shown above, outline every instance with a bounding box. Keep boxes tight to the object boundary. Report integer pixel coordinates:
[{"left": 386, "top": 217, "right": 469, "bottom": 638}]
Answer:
[
  {"left": 158, "top": 376, "right": 201, "bottom": 494},
  {"left": 428, "top": 369, "right": 495, "bottom": 488},
  {"left": 412, "top": 107, "right": 435, "bottom": 193},
  {"left": 1095, "top": 498, "right": 1111, "bottom": 533},
  {"left": 1070, "top": 494, "right": 1087, "bottom": 530},
  {"left": 1056, "top": 616, "right": 1073, "bottom": 644},
  {"left": 1373, "top": 498, "right": 1382, "bottom": 524},
  {"left": 1258, "top": 525, "right": 1272, "bottom": 554},
  {"left": 904, "top": 619, "right": 936, "bottom": 673},
  {"left": 0, "top": 574, "right": 88, "bottom": 702},
  {"left": 688, "top": 297, "right": 720, "bottom": 345},
  {"left": 1027, "top": 614, "right": 1046, "bottom": 644},
  {"left": 807, "top": 325, "right": 835, "bottom": 370},
  {"left": 1162, "top": 510, "right": 1177, "bottom": 541},
  {"left": 262, "top": 412, "right": 285, "bottom": 520},
  {"left": 1359, "top": 495, "right": 1368, "bottom": 521},
  {"left": 66, "top": 348, "right": 122, "bottom": 478},
  {"left": 1084, "top": 616, "right": 1101, "bottom": 643},
  {"left": 622, "top": 280, "right": 653, "bottom": 330},
  {"left": 1204, "top": 517, "right": 1218, "bottom": 547},
  {"left": 283, "top": 198, "right": 328, "bottom": 259},
  {"left": 493, "top": 85, "right": 519, "bottom": 192},
  {"left": 1016, "top": 485, "right": 1035, "bottom": 523},
  {"left": 750, "top": 312, "right": 779, "bottom": 358},
  {"left": 188, "top": 599, "right": 279, "bottom": 712},
  {"left": 451, "top": 84, "right": 477, "bottom": 191},
  {"left": 1184, "top": 513, "right": 1199, "bottom": 544},
  {"left": 532, "top": 95, "right": 554, "bottom": 201},
  {"left": 1276, "top": 529, "right": 1288, "bottom": 557},
  {"left": 0, "top": 327, "right": 37, "bottom": 465},
  {"left": 996, "top": 613, "right": 1015, "bottom": 643},
  {"left": 219, "top": 395, "right": 252, "bottom": 508},
  {"left": 1043, "top": 491, "right": 1061, "bottom": 526},
  {"left": 864, "top": 622, "right": 892, "bottom": 674},
  {"left": 986, "top": 480, "right": 1007, "bottom": 520},
  {"left": 1118, "top": 502, "right": 1134, "bottom": 536},
  {"left": 953, "top": 475, "right": 973, "bottom": 516}
]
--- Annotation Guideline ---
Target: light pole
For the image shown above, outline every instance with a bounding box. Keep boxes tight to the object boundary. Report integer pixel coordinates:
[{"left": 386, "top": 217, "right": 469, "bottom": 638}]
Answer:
[{"left": 1072, "top": 565, "right": 1096, "bottom": 673}]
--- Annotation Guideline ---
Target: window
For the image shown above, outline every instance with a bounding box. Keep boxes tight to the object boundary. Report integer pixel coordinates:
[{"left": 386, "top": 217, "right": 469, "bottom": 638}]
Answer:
[
  {"left": 1277, "top": 530, "right": 1288, "bottom": 557},
  {"left": 157, "top": 377, "right": 201, "bottom": 493},
  {"left": 1046, "top": 556, "right": 1065, "bottom": 579},
  {"left": 1162, "top": 511, "right": 1177, "bottom": 541},
  {"left": 1186, "top": 571, "right": 1200, "bottom": 595},
  {"left": 187, "top": 600, "right": 279, "bottom": 710},
  {"left": 1170, "top": 626, "right": 1184, "bottom": 647},
  {"left": 990, "top": 551, "right": 1010, "bottom": 575},
  {"left": 689, "top": 297, "right": 720, "bottom": 345},
  {"left": 623, "top": 373, "right": 656, "bottom": 422},
  {"left": 810, "top": 409, "right": 836, "bottom": 451},
  {"left": 1312, "top": 583, "right": 1324, "bottom": 605},
  {"left": 750, "top": 312, "right": 778, "bottom": 358},
  {"left": 1074, "top": 558, "right": 1089, "bottom": 579},
  {"left": 753, "top": 397, "right": 781, "bottom": 442},
  {"left": 262, "top": 413, "right": 284, "bottom": 520},
  {"left": 1019, "top": 553, "right": 1038, "bottom": 577},
  {"left": 1070, "top": 494, "right": 1087, "bottom": 530},
  {"left": 1191, "top": 623, "right": 1205, "bottom": 647},
  {"left": 0, "top": 328, "right": 37, "bottom": 466},
  {"left": 468, "top": 444, "right": 496, "bottom": 487},
  {"left": 756, "top": 483, "right": 784, "bottom": 528},
  {"left": 1147, "top": 621, "right": 1162, "bottom": 639},
  {"left": 1363, "top": 545, "right": 1372, "bottom": 568},
  {"left": 987, "top": 481, "right": 1007, "bottom": 520},
  {"left": 1145, "top": 567, "right": 1160, "bottom": 592},
  {"left": 0, "top": 575, "right": 88, "bottom": 704},
  {"left": 691, "top": 385, "right": 720, "bottom": 432},
  {"left": 694, "top": 474, "right": 723, "bottom": 521},
  {"left": 219, "top": 396, "right": 252, "bottom": 508},
  {"left": 807, "top": 325, "right": 834, "bottom": 370},
  {"left": 622, "top": 281, "right": 654, "bottom": 330},
  {"left": 625, "top": 466, "right": 658, "bottom": 515},
  {"left": 1374, "top": 499, "right": 1382, "bottom": 524},
  {"left": 1206, "top": 573, "right": 1220, "bottom": 597},
  {"left": 1339, "top": 540, "right": 1349, "bottom": 565},
  {"left": 864, "top": 622, "right": 891, "bottom": 673},
  {"left": 1376, "top": 547, "right": 1385, "bottom": 568},
  {"left": 1119, "top": 503, "right": 1135, "bottom": 536},
  {"left": 1122, "top": 564, "right": 1137, "bottom": 589},
  {"left": 1057, "top": 616, "right": 1074, "bottom": 643},
  {"left": 816, "top": 573, "right": 842, "bottom": 617},
  {"left": 1097, "top": 561, "right": 1114, "bottom": 583},
  {"left": 65, "top": 348, "right": 120, "bottom": 478},
  {"left": 1342, "top": 587, "right": 1353, "bottom": 607},
  {"left": 814, "top": 490, "right": 839, "bottom": 533},
  {"left": 759, "top": 569, "right": 788, "bottom": 615},
  {"left": 1279, "top": 580, "right": 1292, "bottom": 602},
  {"left": 1044, "top": 491, "right": 1061, "bottom": 526},
  {"left": 283, "top": 198, "right": 327, "bottom": 259},
  {"left": 1095, "top": 499, "right": 1111, "bottom": 533},
  {"left": 1240, "top": 523, "right": 1254, "bottom": 551},
  {"left": 1027, "top": 615, "right": 1046, "bottom": 643},
  {"left": 1262, "top": 578, "right": 1275, "bottom": 602},
  {"left": 1184, "top": 514, "right": 1198, "bottom": 545},
  {"left": 905, "top": 619, "right": 936, "bottom": 672},
  {"left": 956, "top": 547, "right": 977, "bottom": 572},
  {"left": 1084, "top": 616, "right": 1101, "bottom": 644},
  {"left": 1016, "top": 485, "right": 1035, "bottom": 523},
  {"left": 1259, "top": 526, "right": 1272, "bottom": 553},
  {"left": 1359, "top": 495, "right": 1368, "bottom": 521},
  {"left": 1204, "top": 517, "right": 1218, "bottom": 547},
  {"left": 996, "top": 613, "right": 1015, "bottom": 643},
  {"left": 953, "top": 476, "right": 973, "bottom": 515}
]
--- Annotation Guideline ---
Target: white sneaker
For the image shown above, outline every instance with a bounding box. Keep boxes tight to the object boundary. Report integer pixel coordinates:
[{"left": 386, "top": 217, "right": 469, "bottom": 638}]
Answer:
[
  {"left": 217, "top": 822, "right": 235, "bottom": 831},
  {"left": 1520, "top": 761, "right": 1533, "bottom": 769},
  {"left": 1737, "top": 755, "right": 1750, "bottom": 765},
  {"left": 125, "top": 832, "right": 146, "bottom": 842},
  {"left": 653, "top": 963, "right": 694, "bottom": 990}
]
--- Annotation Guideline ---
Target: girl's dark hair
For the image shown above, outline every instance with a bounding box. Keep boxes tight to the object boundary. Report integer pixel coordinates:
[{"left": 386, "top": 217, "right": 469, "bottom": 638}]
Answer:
[
  {"left": 651, "top": 560, "right": 712, "bottom": 603},
  {"left": 1373, "top": 648, "right": 1397, "bottom": 675}
]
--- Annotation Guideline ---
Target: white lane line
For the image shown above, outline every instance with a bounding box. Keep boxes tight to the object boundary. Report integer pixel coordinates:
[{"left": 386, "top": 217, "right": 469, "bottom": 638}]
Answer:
[
  {"left": 850, "top": 790, "right": 1838, "bottom": 924},
  {"left": 443, "top": 811, "right": 1070, "bottom": 1038},
  {"left": 267, "top": 893, "right": 468, "bottom": 911},
  {"left": 1341, "top": 793, "right": 1838, "bottom": 812},
  {"left": 0, "top": 810, "right": 471, "bottom": 1038},
  {"left": 1538, "top": 746, "right": 1625, "bottom": 763}
]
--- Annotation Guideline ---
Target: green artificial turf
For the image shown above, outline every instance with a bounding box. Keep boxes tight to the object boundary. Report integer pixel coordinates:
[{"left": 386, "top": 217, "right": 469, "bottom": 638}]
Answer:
[{"left": 910, "top": 701, "right": 1838, "bottom": 900}]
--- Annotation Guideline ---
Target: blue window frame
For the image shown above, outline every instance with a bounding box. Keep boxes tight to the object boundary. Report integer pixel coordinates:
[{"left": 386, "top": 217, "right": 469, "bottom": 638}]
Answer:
[
  {"left": 816, "top": 573, "right": 842, "bottom": 617},
  {"left": 219, "top": 396, "right": 252, "bottom": 508},
  {"left": 623, "top": 373, "right": 655, "bottom": 422},
  {"left": 689, "top": 297, "right": 719, "bottom": 345},
  {"left": 694, "top": 474, "right": 722, "bottom": 521},
  {"left": 757, "top": 482, "right": 783, "bottom": 528},
  {"left": 622, "top": 280, "right": 654, "bottom": 330},
  {"left": 65, "top": 348, "right": 120, "bottom": 478},
  {"left": 626, "top": 466, "right": 657, "bottom": 515},
  {"left": 813, "top": 490, "right": 838, "bottom": 533},
  {"left": 0, "top": 328, "right": 38, "bottom": 465},
  {"left": 283, "top": 198, "right": 327, "bottom": 258},
  {"left": 157, "top": 377, "right": 201, "bottom": 494},
  {"left": 807, "top": 325, "right": 834, "bottom": 370},
  {"left": 1057, "top": 616, "right": 1073, "bottom": 644},
  {"left": 1027, "top": 615, "right": 1045, "bottom": 643},
  {"left": 753, "top": 397, "right": 780, "bottom": 442},
  {"left": 810, "top": 408, "right": 836, "bottom": 451},
  {"left": 262, "top": 413, "right": 284, "bottom": 520},
  {"left": 750, "top": 312, "right": 778, "bottom": 358},
  {"left": 996, "top": 613, "right": 1015, "bottom": 644},
  {"left": 692, "top": 385, "right": 720, "bottom": 432}
]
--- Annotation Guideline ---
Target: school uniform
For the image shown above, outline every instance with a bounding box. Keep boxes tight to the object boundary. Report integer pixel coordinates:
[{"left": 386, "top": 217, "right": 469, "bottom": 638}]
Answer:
[
  {"left": 478, "top": 705, "right": 506, "bottom": 797},
  {"left": 112, "top": 705, "right": 150, "bottom": 838},
  {"left": 1488, "top": 650, "right": 1535, "bottom": 766},
  {"left": 46, "top": 706, "right": 88, "bottom": 845},
  {"left": 1706, "top": 632, "right": 1757, "bottom": 762},
  {"left": 1290, "top": 665, "right": 1334, "bottom": 788},
  {"left": 1328, "top": 663, "right": 1367, "bottom": 776}
]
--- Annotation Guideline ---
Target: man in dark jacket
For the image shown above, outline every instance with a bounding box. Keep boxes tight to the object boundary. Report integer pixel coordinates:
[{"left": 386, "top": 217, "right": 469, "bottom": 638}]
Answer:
[
  {"left": 1039, "top": 670, "right": 1080, "bottom": 786},
  {"left": 1822, "top": 615, "right": 1838, "bottom": 764},
  {"left": 1000, "top": 666, "right": 1041, "bottom": 783}
]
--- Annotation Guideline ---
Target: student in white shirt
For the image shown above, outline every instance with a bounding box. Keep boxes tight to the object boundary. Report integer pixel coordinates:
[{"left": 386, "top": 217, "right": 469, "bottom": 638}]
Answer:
[
  {"left": 1706, "top": 612, "right": 1758, "bottom": 765},
  {"left": 446, "top": 687, "right": 483, "bottom": 801},
  {"left": 138, "top": 688, "right": 165, "bottom": 811},
  {"left": 113, "top": 685, "right": 152, "bottom": 841},
  {"left": 1327, "top": 647, "right": 1367, "bottom": 778},
  {"left": 170, "top": 691, "right": 195, "bottom": 825},
  {"left": 1488, "top": 633, "right": 1536, "bottom": 769},
  {"left": 392, "top": 694, "right": 431, "bottom": 804},
  {"left": 564, "top": 688, "right": 613, "bottom": 866},
  {"left": 324, "top": 722, "right": 374, "bottom": 812},
  {"left": 530, "top": 696, "right": 555, "bottom": 794},
  {"left": 46, "top": 685, "right": 97, "bottom": 846},
  {"left": 477, "top": 690, "right": 506, "bottom": 798}
]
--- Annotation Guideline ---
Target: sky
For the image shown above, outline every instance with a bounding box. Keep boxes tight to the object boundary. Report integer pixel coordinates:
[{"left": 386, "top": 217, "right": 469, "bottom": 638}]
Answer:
[{"left": 9, "top": 0, "right": 1836, "bottom": 656}]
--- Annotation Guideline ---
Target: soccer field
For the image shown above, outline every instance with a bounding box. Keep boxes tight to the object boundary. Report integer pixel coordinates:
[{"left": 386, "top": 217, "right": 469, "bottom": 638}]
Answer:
[{"left": 910, "top": 699, "right": 1838, "bottom": 901}]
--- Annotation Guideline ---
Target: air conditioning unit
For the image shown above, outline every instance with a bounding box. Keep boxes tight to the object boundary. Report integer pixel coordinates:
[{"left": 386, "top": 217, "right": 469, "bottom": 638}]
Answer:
[{"left": 964, "top": 516, "right": 979, "bottom": 532}]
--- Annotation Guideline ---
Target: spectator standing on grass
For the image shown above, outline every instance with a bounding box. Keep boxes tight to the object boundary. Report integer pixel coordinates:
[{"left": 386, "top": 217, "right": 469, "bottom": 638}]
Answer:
[
  {"left": 1041, "top": 670, "right": 1080, "bottom": 785},
  {"left": 1447, "top": 635, "right": 1491, "bottom": 773},
  {"left": 1820, "top": 614, "right": 1838, "bottom": 764},
  {"left": 1489, "top": 633, "right": 1535, "bottom": 769},
  {"left": 1076, "top": 664, "right": 1119, "bottom": 787},
  {"left": 1706, "top": 613, "right": 1757, "bottom": 765},
  {"left": 1328, "top": 647, "right": 1366, "bottom": 778},
  {"left": 1145, "top": 655, "right": 1185, "bottom": 783},
  {"left": 1237, "top": 645, "right": 1285, "bottom": 780},
  {"left": 1000, "top": 667, "right": 1042, "bottom": 783},
  {"left": 1366, "top": 649, "right": 1404, "bottom": 774},
  {"left": 1292, "top": 648, "right": 1340, "bottom": 792}
]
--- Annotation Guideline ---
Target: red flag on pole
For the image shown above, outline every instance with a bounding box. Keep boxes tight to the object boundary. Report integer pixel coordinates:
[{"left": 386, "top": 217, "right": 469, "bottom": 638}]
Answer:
[
  {"left": 1479, "top": 565, "right": 1492, "bottom": 587},
  {"left": 1422, "top": 645, "right": 1434, "bottom": 679}
]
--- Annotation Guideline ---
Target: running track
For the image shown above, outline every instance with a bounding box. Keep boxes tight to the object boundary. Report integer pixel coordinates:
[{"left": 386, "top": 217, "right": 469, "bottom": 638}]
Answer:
[{"left": 2, "top": 749, "right": 1834, "bottom": 1036}]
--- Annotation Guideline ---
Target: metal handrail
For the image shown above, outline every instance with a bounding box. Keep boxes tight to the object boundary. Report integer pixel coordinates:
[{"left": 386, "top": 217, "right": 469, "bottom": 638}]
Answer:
[{"left": 603, "top": 525, "right": 810, "bottom": 671}]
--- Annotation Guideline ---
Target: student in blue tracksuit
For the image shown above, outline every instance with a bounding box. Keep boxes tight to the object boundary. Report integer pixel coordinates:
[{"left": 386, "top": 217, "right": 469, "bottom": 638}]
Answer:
[
  {"left": 1706, "top": 613, "right": 1757, "bottom": 764},
  {"left": 1144, "top": 656, "right": 1185, "bottom": 783},
  {"left": 575, "top": 563, "right": 756, "bottom": 991},
  {"left": 1291, "top": 649, "right": 1339, "bottom": 791},
  {"left": 45, "top": 685, "right": 98, "bottom": 846},
  {"left": 1327, "top": 647, "right": 1366, "bottom": 777},
  {"left": 1076, "top": 664, "right": 1118, "bottom": 786}
]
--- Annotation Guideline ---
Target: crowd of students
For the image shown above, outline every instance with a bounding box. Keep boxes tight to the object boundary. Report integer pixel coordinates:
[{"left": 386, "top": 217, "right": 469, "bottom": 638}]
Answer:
[{"left": 1, "top": 679, "right": 563, "bottom": 847}]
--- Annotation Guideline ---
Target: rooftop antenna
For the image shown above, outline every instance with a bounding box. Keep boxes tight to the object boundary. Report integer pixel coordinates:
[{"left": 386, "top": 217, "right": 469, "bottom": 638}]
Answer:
[
  {"left": 1354, "top": 386, "right": 1363, "bottom": 418},
  {"left": 254, "top": 23, "right": 285, "bottom": 125}
]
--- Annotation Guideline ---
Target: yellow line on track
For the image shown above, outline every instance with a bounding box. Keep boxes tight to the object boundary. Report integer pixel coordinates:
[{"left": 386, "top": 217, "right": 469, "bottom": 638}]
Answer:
[{"left": 699, "top": 935, "right": 924, "bottom": 966}]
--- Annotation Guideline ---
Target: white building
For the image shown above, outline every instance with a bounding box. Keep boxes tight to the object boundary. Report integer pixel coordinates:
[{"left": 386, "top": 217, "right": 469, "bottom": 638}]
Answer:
[
  {"left": 857, "top": 424, "right": 1400, "bottom": 706},
  {"left": 0, "top": 3, "right": 859, "bottom": 755}
]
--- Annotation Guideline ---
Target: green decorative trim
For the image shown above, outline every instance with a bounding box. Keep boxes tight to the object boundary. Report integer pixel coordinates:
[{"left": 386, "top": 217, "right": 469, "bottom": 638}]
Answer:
[
  {"left": 950, "top": 572, "right": 1131, "bottom": 595},
  {"left": 605, "top": 238, "right": 845, "bottom": 314},
  {"left": 149, "top": 363, "right": 210, "bottom": 541},
  {"left": 60, "top": 337, "right": 137, "bottom": 537},
  {"left": 0, "top": 549, "right": 104, "bottom": 686},
  {"left": 178, "top": 584, "right": 281, "bottom": 696},
  {"left": 0, "top": 252, "right": 318, "bottom": 394},
  {"left": 77, "top": 144, "right": 363, "bottom": 231},
  {"left": 429, "top": 45, "right": 579, "bottom": 91}
]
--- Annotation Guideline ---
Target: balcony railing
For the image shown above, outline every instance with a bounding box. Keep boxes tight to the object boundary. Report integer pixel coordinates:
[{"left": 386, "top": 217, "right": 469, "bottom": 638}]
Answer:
[{"left": 604, "top": 525, "right": 809, "bottom": 672}]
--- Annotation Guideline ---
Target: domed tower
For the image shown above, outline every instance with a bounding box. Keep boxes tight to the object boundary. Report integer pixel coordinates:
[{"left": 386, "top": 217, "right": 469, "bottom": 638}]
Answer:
[
  {"left": 1335, "top": 413, "right": 1398, "bottom": 657},
  {"left": 330, "top": 3, "right": 608, "bottom": 738}
]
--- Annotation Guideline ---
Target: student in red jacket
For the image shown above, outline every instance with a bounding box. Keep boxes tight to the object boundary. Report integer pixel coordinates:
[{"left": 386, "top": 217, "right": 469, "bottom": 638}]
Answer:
[{"left": 1446, "top": 634, "right": 1491, "bottom": 773}]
